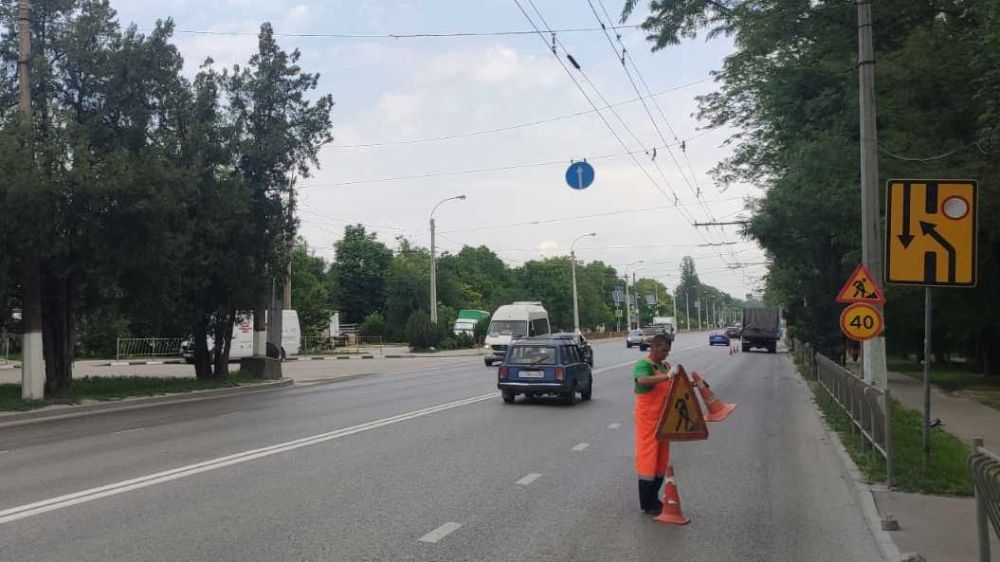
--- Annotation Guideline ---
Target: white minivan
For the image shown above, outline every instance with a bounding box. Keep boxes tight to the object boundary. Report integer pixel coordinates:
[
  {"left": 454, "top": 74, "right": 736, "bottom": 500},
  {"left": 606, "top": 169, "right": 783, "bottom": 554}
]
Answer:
[
  {"left": 182, "top": 310, "right": 301, "bottom": 363},
  {"left": 483, "top": 302, "right": 550, "bottom": 366}
]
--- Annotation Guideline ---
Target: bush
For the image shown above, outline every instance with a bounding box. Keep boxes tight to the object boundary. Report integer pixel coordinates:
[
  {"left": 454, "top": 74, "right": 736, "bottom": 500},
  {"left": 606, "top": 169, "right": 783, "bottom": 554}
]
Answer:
[
  {"left": 405, "top": 311, "right": 440, "bottom": 350},
  {"left": 473, "top": 318, "right": 489, "bottom": 345},
  {"left": 360, "top": 310, "right": 387, "bottom": 337},
  {"left": 455, "top": 332, "right": 475, "bottom": 349}
]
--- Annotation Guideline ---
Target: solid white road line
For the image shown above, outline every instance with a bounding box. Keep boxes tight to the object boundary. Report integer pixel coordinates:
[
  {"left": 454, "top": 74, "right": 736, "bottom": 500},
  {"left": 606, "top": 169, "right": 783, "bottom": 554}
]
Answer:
[
  {"left": 515, "top": 473, "right": 542, "bottom": 486},
  {"left": 0, "top": 392, "right": 498, "bottom": 525},
  {"left": 111, "top": 427, "right": 145, "bottom": 435},
  {"left": 419, "top": 522, "right": 462, "bottom": 544},
  {"left": 607, "top": 423, "right": 621, "bottom": 429},
  {"left": 571, "top": 443, "right": 590, "bottom": 452}
]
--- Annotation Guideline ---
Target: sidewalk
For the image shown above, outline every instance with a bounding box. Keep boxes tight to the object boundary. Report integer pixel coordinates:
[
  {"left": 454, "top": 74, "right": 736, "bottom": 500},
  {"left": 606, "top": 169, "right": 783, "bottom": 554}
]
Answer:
[{"left": 876, "top": 368, "right": 1000, "bottom": 561}]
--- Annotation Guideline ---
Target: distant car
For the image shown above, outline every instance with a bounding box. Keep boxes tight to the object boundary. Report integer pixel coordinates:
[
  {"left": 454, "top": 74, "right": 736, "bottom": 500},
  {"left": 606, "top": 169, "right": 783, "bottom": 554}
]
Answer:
[
  {"left": 724, "top": 326, "right": 741, "bottom": 339},
  {"left": 550, "top": 332, "right": 594, "bottom": 366},
  {"left": 626, "top": 329, "right": 643, "bottom": 348},
  {"left": 498, "top": 337, "right": 593, "bottom": 404},
  {"left": 709, "top": 332, "right": 731, "bottom": 346},
  {"left": 639, "top": 326, "right": 668, "bottom": 351}
]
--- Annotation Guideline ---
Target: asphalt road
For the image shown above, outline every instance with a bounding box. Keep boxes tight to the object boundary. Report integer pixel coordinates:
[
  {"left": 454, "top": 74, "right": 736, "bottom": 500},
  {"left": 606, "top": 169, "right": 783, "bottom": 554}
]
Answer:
[{"left": 0, "top": 332, "right": 884, "bottom": 561}]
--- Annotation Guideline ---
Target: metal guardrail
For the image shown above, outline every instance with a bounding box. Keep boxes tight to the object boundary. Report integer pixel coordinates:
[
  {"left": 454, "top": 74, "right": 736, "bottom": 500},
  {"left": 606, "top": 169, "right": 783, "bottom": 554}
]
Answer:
[
  {"left": 115, "top": 337, "right": 184, "bottom": 361},
  {"left": 793, "top": 339, "right": 894, "bottom": 486},
  {"left": 1, "top": 332, "right": 17, "bottom": 364},
  {"left": 301, "top": 332, "right": 384, "bottom": 356},
  {"left": 969, "top": 439, "right": 1000, "bottom": 562}
]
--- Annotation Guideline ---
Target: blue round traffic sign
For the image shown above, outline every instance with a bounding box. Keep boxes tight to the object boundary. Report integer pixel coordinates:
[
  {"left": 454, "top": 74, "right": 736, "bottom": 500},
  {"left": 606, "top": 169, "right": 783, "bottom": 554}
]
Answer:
[{"left": 566, "top": 161, "right": 595, "bottom": 190}]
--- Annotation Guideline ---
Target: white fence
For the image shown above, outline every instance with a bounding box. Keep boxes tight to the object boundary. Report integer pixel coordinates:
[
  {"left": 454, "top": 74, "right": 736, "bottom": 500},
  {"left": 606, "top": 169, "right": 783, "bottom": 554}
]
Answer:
[{"left": 116, "top": 338, "right": 185, "bottom": 361}]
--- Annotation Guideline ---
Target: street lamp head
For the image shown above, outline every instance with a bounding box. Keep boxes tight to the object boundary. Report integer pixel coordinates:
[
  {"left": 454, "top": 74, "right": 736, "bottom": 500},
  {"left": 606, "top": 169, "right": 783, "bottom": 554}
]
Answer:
[
  {"left": 456, "top": 195, "right": 467, "bottom": 200},
  {"left": 587, "top": 232, "right": 596, "bottom": 237}
]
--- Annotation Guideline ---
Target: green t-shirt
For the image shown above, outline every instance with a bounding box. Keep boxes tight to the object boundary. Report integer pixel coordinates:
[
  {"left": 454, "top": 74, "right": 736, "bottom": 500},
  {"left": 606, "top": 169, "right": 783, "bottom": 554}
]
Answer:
[{"left": 633, "top": 358, "right": 668, "bottom": 394}]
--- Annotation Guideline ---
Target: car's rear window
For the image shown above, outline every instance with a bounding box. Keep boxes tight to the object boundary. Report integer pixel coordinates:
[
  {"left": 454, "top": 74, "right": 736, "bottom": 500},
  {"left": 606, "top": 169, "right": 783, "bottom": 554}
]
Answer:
[{"left": 508, "top": 345, "right": 557, "bottom": 365}]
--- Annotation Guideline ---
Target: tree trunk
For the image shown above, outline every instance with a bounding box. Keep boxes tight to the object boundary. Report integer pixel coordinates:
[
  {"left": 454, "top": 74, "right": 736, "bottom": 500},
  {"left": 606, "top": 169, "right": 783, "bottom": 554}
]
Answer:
[
  {"left": 40, "top": 270, "right": 73, "bottom": 396},
  {"left": 211, "top": 309, "right": 235, "bottom": 380},
  {"left": 192, "top": 319, "right": 213, "bottom": 381}
]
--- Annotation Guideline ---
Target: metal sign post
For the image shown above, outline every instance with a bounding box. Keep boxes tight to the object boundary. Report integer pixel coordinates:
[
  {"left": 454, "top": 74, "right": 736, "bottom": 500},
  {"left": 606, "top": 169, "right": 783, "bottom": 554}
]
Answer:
[{"left": 886, "top": 179, "right": 978, "bottom": 462}]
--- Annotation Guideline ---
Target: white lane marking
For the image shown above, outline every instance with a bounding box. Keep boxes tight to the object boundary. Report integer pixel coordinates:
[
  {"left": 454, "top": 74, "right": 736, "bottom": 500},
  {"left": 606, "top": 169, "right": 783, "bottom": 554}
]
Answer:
[
  {"left": 0, "top": 392, "right": 498, "bottom": 525},
  {"left": 591, "top": 343, "right": 702, "bottom": 375},
  {"left": 516, "top": 473, "right": 542, "bottom": 486},
  {"left": 419, "top": 522, "right": 462, "bottom": 544},
  {"left": 607, "top": 423, "right": 621, "bottom": 429},
  {"left": 111, "top": 427, "right": 145, "bottom": 435},
  {"left": 0, "top": 450, "right": 8, "bottom": 455},
  {"left": 571, "top": 442, "right": 590, "bottom": 452}
]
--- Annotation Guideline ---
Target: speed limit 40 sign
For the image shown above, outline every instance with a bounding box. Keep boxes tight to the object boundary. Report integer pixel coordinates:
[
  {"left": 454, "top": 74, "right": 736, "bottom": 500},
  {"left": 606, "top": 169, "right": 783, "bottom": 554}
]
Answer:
[{"left": 840, "top": 303, "right": 884, "bottom": 341}]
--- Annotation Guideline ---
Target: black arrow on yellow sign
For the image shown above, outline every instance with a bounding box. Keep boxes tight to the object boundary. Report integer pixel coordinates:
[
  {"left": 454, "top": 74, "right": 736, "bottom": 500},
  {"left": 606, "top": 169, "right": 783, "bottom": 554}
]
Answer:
[
  {"left": 920, "top": 221, "right": 956, "bottom": 284},
  {"left": 898, "top": 184, "right": 914, "bottom": 248}
]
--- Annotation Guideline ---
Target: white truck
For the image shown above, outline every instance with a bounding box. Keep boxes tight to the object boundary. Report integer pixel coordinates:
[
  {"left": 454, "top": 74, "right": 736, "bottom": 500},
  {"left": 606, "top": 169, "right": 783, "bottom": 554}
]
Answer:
[
  {"left": 483, "top": 302, "right": 550, "bottom": 366},
  {"left": 181, "top": 310, "right": 301, "bottom": 363},
  {"left": 652, "top": 316, "right": 677, "bottom": 340}
]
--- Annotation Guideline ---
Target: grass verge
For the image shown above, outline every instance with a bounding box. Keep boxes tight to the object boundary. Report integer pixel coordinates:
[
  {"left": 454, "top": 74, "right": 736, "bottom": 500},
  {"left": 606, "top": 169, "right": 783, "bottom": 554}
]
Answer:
[
  {"left": 888, "top": 357, "right": 1000, "bottom": 412},
  {"left": 796, "top": 361, "right": 973, "bottom": 496},
  {"left": 0, "top": 372, "right": 266, "bottom": 413}
]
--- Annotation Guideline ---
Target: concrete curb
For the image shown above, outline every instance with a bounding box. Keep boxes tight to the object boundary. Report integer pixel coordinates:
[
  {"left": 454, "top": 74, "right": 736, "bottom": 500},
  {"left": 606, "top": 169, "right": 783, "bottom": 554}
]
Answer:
[
  {"left": 0, "top": 363, "right": 18, "bottom": 371},
  {"left": 793, "top": 359, "right": 902, "bottom": 562},
  {"left": 0, "top": 378, "right": 293, "bottom": 429}
]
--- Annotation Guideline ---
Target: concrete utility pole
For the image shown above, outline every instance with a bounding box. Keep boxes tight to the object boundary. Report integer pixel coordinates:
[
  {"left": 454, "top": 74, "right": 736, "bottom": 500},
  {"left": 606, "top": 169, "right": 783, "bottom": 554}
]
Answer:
[
  {"left": 672, "top": 289, "right": 678, "bottom": 329},
  {"left": 18, "top": 0, "right": 44, "bottom": 400},
  {"left": 570, "top": 233, "right": 596, "bottom": 333},
  {"left": 623, "top": 277, "right": 632, "bottom": 331},
  {"left": 429, "top": 195, "right": 465, "bottom": 324},
  {"left": 858, "top": 0, "right": 888, "bottom": 389},
  {"left": 685, "top": 291, "right": 690, "bottom": 331}
]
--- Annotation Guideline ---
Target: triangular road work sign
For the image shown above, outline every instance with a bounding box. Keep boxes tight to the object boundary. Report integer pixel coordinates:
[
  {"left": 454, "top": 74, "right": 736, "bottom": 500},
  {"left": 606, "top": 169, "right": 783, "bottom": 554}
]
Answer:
[
  {"left": 656, "top": 373, "right": 709, "bottom": 442},
  {"left": 836, "top": 264, "right": 886, "bottom": 304}
]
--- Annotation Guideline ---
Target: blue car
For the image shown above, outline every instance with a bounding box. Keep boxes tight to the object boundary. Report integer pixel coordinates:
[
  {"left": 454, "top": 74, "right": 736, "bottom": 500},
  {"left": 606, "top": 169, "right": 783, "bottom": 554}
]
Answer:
[
  {"left": 498, "top": 338, "right": 593, "bottom": 405},
  {"left": 709, "top": 332, "right": 731, "bottom": 346}
]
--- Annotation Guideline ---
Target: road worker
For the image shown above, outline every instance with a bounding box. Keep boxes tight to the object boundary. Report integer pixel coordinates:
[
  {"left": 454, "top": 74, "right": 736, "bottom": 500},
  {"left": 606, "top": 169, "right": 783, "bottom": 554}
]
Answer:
[{"left": 632, "top": 334, "right": 680, "bottom": 513}]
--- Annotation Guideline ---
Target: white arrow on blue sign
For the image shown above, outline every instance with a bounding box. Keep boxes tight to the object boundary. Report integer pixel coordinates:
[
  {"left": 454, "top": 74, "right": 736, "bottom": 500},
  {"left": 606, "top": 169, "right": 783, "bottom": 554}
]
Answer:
[{"left": 565, "top": 161, "right": 595, "bottom": 190}]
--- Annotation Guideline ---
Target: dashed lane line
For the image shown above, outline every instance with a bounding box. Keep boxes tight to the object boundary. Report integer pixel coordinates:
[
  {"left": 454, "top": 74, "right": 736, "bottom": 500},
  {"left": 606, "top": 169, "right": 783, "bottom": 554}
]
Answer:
[
  {"left": 571, "top": 443, "right": 590, "bottom": 452},
  {"left": 419, "top": 522, "right": 463, "bottom": 544},
  {"left": 516, "top": 473, "right": 542, "bottom": 486}
]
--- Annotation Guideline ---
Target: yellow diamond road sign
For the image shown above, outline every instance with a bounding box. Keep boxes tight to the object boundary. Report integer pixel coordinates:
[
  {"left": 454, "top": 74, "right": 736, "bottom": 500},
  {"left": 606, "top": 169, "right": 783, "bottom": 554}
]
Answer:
[{"left": 886, "top": 180, "right": 977, "bottom": 287}]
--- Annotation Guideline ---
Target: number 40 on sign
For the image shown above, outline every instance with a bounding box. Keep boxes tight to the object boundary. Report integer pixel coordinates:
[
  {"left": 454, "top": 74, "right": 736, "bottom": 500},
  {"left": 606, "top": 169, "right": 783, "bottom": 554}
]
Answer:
[{"left": 840, "top": 303, "right": 884, "bottom": 341}]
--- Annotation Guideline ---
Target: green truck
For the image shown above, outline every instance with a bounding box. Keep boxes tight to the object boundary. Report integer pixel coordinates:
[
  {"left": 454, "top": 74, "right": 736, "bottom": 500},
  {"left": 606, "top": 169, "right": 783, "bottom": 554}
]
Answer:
[{"left": 453, "top": 310, "right": 490, "bottom": 338}]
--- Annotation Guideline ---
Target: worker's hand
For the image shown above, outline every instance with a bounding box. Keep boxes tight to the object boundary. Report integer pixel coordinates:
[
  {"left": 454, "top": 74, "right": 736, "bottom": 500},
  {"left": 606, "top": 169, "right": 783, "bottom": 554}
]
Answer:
[{"left": 667, "top": 365, "right": 680, "bottom": 379}]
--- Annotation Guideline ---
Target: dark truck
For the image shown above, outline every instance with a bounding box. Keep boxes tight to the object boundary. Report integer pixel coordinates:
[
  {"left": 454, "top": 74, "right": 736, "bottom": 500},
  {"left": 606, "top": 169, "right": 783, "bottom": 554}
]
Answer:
[{"left": 741, "top": 307, "right": 780, "bottom": 353}]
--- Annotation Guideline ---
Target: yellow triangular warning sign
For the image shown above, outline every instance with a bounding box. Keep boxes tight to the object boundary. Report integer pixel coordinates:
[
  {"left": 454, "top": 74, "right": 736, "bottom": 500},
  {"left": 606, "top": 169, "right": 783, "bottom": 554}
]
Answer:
[
  {"left": 656, "top": 373, "right": 709, "bottom": 442},
  {"left": 836, "top": 264, "right": 886, "bottom": 304}
]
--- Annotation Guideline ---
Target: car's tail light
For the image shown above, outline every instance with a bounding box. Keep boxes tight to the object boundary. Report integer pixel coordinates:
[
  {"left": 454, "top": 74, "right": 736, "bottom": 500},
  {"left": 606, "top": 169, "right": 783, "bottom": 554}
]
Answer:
[
  {"left": 554, "top": 367, "right": 565, "bottom": 381},
  {"left": 498, "top": 366, "right": 508, "bottom": 380}
]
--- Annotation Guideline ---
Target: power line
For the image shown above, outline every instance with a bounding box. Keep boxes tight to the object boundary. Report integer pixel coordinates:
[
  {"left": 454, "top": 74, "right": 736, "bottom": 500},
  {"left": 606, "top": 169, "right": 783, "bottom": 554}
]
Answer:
[
  {"left": 328, "top": 78, "right": 713, "bottom": 149},
  {"left": 299, "top": 143, "right": 684, "bottom": 189},
  {"left": 173, "top": 24, "right": 642, "bottom": 40},
  {"left": 440, "top": 196, "right": 744, "bottom": 234}
]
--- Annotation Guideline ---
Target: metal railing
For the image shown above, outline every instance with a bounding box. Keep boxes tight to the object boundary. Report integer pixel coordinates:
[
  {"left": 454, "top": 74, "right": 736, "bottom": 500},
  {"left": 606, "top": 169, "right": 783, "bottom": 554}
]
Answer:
[
  {"left": 969, "top": 439, "right": 1000, "bottom": 562},
  {"left": 793, "top": 339, "right": 894, "bottom": 486},
  {"left": 116, "top": 337, "right": 185, "bottom": 361},
  {"left": 301, "top": 332, "right": 383, "bottom": 356},
  {"left": 1, "top": 332, "right": 17, "bottom": 364},
  {"left": 582, "top": 330, "right": 626, "bottom": 341}
]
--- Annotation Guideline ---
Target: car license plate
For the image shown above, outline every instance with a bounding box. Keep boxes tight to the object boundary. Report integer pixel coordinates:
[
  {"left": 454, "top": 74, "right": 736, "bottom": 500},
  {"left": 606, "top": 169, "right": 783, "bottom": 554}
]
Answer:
[{"left": 519, "top": 370, "right": 544, "bottom": 379}]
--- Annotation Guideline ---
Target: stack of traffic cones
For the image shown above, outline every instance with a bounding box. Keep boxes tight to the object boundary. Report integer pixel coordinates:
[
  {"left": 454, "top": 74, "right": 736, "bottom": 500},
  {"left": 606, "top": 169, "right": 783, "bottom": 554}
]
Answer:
[
  {"left": 691, "top": 371, "right": 737, "bottom": 422},
  {"left": 654, "top": 466, "right": 690, "bottom": 525}
]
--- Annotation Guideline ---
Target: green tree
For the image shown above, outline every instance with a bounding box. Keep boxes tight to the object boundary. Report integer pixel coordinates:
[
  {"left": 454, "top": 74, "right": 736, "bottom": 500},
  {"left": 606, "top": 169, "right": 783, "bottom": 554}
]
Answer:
[
  {"left": 332, "top": 225, "right": 393, "bottom": 323},
  {"left": 291, "top": 242, "right": 332, "bottom": 337}
]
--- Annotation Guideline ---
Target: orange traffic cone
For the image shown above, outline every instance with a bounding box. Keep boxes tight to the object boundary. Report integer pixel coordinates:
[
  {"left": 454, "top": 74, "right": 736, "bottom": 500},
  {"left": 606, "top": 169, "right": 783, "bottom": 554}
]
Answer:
[
  {"left": 691, "top": 371, "right": 737, "bottom": 422},
  {"left": 654, "top": 466, "right": 690, "bottom": 525}
]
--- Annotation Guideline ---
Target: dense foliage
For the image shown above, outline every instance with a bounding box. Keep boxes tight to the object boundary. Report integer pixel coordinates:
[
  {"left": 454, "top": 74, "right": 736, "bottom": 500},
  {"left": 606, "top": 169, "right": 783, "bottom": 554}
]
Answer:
[{"left": 626, "top": 0, "right": 1000, "bottom": 372}]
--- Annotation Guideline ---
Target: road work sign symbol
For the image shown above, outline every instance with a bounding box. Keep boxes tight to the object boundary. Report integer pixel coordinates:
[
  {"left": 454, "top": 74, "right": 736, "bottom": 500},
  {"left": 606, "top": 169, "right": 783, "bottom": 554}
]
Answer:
[
  {"left": 835, "top": 264, "right": 885, "bottom": 304},
  {"left": 565, "top": 161, "right": 595, "bottom": 190},
  {"left": 656, "top": 373, "right": 708, "bottom": 442},
  {"left": 886, "top": 180, "right": 977, "bottom": 287},
  {"left": 840, "top": 303, "right": 884, "bottom": 341}
]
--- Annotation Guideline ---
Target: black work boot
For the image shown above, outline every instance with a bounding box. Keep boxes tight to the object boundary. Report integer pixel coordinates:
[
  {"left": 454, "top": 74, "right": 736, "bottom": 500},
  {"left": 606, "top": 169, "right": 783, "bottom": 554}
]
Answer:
[
  {"left": 648, "top": 477, "right": 664, "bottom": 514},
  {"left": 638, "top": 480, "right": 662, "bottom": 513}
]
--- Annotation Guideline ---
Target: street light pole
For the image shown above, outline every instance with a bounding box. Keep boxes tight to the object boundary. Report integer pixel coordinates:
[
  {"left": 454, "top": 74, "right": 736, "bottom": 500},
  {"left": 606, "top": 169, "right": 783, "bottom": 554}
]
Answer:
[
  {"left": 570, "top": 233, "right": 597, "bottom": 333},
  {"left": 429, "top": 195, "right": 466, "bottom": 324},
  {"left": 623, "top": 261, "right": 644, "bottom": 331}
]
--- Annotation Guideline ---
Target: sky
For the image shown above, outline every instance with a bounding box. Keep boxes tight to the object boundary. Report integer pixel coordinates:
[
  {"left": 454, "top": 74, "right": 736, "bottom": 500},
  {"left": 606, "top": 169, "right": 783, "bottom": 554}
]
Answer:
[{"left": 113, "top": 0, "right": 768, "bottom": 299}]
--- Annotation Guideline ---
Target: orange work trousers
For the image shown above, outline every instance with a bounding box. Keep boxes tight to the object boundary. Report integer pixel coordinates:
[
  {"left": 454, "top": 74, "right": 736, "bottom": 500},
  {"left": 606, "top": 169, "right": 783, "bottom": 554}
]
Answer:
[{"left": 635, "top": 376, "right": 672, "bottom": 480}]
